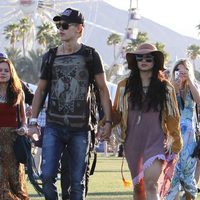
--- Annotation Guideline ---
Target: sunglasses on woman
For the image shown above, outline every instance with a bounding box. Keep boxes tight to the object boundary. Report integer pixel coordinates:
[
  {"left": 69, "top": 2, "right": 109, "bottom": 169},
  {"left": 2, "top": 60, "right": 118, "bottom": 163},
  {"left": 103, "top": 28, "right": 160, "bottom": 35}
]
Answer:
[
  {"left": 136, "top": 55, "right": 154, "bottom": 62},
  {"left": 56, "top": 22, "right": 76, "bottom": 30}
]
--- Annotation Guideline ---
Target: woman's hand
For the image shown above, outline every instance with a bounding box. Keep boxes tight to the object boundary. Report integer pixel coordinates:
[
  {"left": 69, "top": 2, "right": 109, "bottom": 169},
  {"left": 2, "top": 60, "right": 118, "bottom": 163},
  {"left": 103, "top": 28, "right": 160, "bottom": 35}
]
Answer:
[
  {"left": 172, "top": 80, "right": 181, "bottom": 95},
  {"left": 179, "top": 69, "right": 190, "bottom": 82},
  {"left": 16, "top": 126, "right": 28, "bottom": 136}
]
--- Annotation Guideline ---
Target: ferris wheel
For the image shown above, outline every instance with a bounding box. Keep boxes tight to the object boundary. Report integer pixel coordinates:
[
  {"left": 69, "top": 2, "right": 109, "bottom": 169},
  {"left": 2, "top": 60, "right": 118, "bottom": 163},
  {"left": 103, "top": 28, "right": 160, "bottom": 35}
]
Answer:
[
  {"left": 0, "top": 0, "right": 99, "bottom": 49},
  {"left": 112, "top": 0, "right": 141, "bottom": 67}
]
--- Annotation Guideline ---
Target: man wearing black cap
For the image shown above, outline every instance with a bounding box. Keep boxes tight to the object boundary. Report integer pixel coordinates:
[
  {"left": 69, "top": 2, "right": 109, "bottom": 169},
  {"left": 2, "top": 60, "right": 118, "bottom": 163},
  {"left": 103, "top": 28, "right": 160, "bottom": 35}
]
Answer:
[{"left": 28, "top": 7, "right": 112, "bottom": 200}]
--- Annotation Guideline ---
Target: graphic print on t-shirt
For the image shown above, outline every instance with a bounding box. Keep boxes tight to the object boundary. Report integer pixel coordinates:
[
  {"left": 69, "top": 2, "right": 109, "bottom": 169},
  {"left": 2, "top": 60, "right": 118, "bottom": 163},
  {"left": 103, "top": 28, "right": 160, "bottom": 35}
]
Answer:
[{"left": 47, "top": 54, "right": 90, "bottom": 128}]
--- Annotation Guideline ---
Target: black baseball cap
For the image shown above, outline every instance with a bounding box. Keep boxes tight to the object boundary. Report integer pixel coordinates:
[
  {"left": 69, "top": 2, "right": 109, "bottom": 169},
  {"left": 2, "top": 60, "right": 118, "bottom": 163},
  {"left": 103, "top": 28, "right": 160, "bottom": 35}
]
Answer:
[
  {"left": 0, "top": 52, "right": 8, "bottom": 59},
  {"left": 53, "top": 8, "right": 84, "bottom": 25}
]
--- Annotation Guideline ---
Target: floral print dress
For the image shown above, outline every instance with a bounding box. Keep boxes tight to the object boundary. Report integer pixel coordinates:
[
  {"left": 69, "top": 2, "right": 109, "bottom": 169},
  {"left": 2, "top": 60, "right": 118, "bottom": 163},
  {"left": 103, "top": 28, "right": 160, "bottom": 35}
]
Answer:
[
  {"left": 0, "top": 128, "right": 29, "bottom": 200},
  {"left": 166, "top": 92, "right": 198, "bottom": 199}
]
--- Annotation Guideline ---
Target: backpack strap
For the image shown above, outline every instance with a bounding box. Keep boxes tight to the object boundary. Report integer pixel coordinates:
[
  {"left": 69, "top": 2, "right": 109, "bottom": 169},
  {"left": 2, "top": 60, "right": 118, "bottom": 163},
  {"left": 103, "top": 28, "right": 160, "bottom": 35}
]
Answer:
[
  {"left": 82, "top": 45, "right": 95, "bottom": 84},
  {"left": 46, "top": 47, "right": 58, "bottom": 80},
  {"left": 82, "top": 45, "right": 101, "bottom": 176},
  {"left": 83, "top": 45, "right": 104, "bottom": 118},
  {"left": 40, "top": 47, "right": 58, "bottom": 108}
]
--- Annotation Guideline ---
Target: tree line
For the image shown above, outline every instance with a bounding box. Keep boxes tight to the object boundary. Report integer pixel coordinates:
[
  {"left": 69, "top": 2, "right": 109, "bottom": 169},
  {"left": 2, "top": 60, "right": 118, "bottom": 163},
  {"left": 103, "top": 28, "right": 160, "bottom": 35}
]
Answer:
[
  {"left": 106, "top": 32, "right": 200, "bottom": 83},
  {"left": 2, "top": 17, "right": 200, "bottom": 84}
]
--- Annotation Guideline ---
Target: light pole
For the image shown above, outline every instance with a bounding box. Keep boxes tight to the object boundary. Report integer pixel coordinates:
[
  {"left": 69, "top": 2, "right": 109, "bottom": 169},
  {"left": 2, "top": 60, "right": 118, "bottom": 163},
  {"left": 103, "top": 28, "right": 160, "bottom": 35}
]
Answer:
[{"left": 110, "top": 0, "right": 140, "bottom": 78}]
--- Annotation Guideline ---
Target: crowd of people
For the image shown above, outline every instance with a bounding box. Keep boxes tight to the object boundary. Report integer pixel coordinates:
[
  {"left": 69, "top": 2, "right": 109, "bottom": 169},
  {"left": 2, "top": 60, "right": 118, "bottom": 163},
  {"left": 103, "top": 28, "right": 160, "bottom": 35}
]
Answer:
[{"left": 0, "top": 6, "right": 200, "bottom": 200}]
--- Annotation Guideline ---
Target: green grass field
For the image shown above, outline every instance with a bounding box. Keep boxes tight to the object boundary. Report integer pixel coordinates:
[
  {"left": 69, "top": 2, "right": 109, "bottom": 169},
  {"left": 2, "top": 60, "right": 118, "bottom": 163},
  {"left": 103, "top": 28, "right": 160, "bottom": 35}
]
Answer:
[{"left": 27, "top": 154, "right": 200, "bottom": 200}]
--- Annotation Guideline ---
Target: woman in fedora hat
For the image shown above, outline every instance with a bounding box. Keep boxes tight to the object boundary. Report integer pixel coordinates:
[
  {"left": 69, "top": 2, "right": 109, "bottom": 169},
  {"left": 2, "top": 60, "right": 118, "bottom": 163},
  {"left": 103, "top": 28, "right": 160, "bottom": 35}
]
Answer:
[{"left": 113, "top": 43, "right": 183, "bottom": 199}]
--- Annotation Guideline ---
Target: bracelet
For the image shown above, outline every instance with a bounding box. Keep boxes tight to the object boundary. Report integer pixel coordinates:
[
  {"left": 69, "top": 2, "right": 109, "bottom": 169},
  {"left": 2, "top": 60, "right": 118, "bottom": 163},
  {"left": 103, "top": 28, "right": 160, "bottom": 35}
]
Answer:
[
  {"left": 105, "top": 120, "right": 112, "bottom": 125},
  {"left": 21, "top": 124, "right": 27, "bottom": 128},
  {"left": 29, "top": 122, "right": 38, "bottom": 126},
  {"left": 29, "top": 118, "right": 38, "bottom": 126}
]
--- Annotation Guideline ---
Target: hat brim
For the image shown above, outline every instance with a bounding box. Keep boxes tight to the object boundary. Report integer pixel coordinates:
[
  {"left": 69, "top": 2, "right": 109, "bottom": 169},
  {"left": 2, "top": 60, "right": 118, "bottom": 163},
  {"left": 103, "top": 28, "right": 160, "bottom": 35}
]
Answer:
[
  {"left": 53, "top": 16, "right": 61, "bottom": 22},
  {"left": 126, "top": 50, "right": 164, "bottom": 70},
  {"left": 53, "top": 15, "right": 83, "bottom": 24}
]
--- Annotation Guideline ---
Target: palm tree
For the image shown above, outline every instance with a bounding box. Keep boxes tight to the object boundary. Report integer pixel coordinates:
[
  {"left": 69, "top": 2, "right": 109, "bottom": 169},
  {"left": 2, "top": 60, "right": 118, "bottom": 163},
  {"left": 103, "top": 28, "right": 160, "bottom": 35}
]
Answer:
[
  {"left": 37, "top": 22, "right": 61, "bottom": 49},
  {"left": 18, "top": 17, "right": 32, "bottom": 57},
  {"left": 154, "top": 42, "right": 170, "bottom": 64},
  {"left": 126, "top": 32, "right": 148, "bottom": 52},
  {"left": 187, "top": 44, "right": 200, "bottom": 69},
  {"left": 3, "top": 23, "right": 19, "bottom": 49},
  {"left": 47, "top": 32, "right": 61, "bottom": 49},
  {"left": 107, "top": 33, "right": 121, "bottom": 59},
  {"left": 5, "top": 47, "right": 22, "bottom": 63},
  {"left": 106, "top": 32, "right": 148, "bottom": 83},
  {"left": 37, "top": 22, "right": 55, "bottom": 49},
  {"left": 24, "top": 49, "right": 43, "bottom": 83},
  {"left": 14, "top": 49, "right": 43, "bottom": 83}
]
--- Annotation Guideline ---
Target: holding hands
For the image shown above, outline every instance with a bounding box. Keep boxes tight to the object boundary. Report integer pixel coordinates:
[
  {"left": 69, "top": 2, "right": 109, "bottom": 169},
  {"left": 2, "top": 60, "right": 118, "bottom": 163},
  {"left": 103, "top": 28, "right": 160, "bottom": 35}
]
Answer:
[
  {"left": 13, "top": 124, "right": 40, "bottom": 141},
  {"left": 15, "top": 126, "right": 28, "bottom": 136},
  {"left": 27, "top": 125, "right": 41, "bottom": 141},
  {"left": 100, "top": 122, "right": 112, "bottom": 141}
]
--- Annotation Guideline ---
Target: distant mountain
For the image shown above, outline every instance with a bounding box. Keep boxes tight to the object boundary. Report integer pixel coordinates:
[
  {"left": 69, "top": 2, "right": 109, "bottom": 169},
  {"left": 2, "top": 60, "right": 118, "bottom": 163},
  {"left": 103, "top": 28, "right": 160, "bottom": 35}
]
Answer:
[{"left": 76, "top": 1, "right": 200, "bottom": 68}]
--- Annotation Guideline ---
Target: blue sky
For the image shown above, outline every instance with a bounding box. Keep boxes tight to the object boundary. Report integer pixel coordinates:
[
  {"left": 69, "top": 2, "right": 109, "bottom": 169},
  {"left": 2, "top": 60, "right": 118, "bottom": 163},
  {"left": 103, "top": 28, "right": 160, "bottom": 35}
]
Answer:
[{"left": 104, "top": 0, "right": 200, "bottom": 39}]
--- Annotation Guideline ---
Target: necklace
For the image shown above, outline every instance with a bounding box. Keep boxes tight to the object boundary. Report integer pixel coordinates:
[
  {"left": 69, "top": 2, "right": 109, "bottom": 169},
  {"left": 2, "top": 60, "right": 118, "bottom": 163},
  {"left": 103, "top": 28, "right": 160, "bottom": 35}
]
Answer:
[
  {"left": 136, "top": 87, "right": 148, "bottom": 125},
  {"left": 135, "top": 85, "right": 149, "bottom": 125},
  {"left": 142, "top": 86, "right": 148, "bottom": 95},
  {"left": 136, "top": 112, "right": 142, "bottom": 125}
]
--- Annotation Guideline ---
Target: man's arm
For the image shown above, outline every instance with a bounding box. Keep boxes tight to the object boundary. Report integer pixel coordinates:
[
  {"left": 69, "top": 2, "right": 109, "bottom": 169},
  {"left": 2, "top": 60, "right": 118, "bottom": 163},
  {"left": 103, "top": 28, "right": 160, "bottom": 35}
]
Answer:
[
  {"left": 31, "top": 79, "right": 48, "bottom": 118},
  {"left": 95, "top": 73, "right": 112, "bottom": 140},
  {"left": 28, "top": 79, "right": 48, "bottom": 138}
]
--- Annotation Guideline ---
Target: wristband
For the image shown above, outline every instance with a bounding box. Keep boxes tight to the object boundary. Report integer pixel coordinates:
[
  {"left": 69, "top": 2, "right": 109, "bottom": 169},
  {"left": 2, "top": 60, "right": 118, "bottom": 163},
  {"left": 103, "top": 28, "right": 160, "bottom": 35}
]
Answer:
[
  {"left": 105, "top": 120, "right": 112, "bottom": 125},
  {"left": 29, "top": 118, "right": 38, "bottom": 126}
]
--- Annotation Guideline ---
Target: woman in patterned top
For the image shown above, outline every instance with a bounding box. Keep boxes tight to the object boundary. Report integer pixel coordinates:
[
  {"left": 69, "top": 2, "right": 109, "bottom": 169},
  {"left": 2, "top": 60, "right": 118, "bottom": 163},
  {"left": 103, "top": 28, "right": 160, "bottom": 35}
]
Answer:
[
  {"left": 0, "top": 53, "right": 29, "bottom": 200},
  {"left": 166, "top": 59, "right": 200, "bottom": 200}
]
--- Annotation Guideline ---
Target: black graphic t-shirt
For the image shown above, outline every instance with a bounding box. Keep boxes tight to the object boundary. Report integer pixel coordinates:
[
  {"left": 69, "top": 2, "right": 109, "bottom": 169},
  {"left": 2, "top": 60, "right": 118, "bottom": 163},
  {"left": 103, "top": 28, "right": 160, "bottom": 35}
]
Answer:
[{"left": 40, "top": 45, "right": 104, "bottom": 131}]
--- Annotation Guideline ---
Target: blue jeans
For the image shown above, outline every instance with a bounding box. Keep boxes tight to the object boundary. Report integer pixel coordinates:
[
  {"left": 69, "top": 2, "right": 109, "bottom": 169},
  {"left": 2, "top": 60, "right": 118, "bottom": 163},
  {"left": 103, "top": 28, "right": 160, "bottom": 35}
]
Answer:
[{"left": 41, "top": 123, "right": 91, "bottom": 200}]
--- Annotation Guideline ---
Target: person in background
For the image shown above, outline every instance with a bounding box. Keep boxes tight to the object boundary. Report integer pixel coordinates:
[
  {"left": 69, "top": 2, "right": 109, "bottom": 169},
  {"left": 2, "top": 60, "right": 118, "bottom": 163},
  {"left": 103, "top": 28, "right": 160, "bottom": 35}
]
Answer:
[
  {"left": 163, "top": 68, "right": 171, "bottom": 81},
  {"left": 195, "top": 103, "right": 200, "bottom": 192},
  {"left": 166, "top": 58, "right": 200, "bottom": 200},
  {"left": 21, "top": 82, "right": 34, "bottom": 122},
  {"left": 0, "top": 53, "right": 29, "bottom": 199},
  {"left": 28, "top": 7, "right": 112, "bottom": 200},
  {"left": 112, "top": 43, "right": 183, "bottom": 199},
  {"left": 21, "top": 81, "right": 34, "bottom": 106},
  {"left": 33, "top": 99, "right": 47, "bottom": 177}
]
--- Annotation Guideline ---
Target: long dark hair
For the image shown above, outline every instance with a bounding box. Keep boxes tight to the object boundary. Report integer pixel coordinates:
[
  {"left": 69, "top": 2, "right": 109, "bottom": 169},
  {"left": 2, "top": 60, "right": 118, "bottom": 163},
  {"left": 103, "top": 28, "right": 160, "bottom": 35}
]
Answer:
[
  {"left": 0, "top": 58, "right": 23, "bottom": 106},
  {"left": 125, "top": 61, "right": 167, "bottom": 112}
]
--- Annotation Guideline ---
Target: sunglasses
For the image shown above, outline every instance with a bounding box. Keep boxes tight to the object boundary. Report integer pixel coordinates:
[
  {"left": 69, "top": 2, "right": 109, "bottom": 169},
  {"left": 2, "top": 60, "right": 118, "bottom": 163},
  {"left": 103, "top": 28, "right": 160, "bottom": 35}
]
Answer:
[
  {"left": 56, "top": 22, "right": 76, "bottom": 30},
  {"left": 136, "top": 55, "right": 154, "bottom": 62}
]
